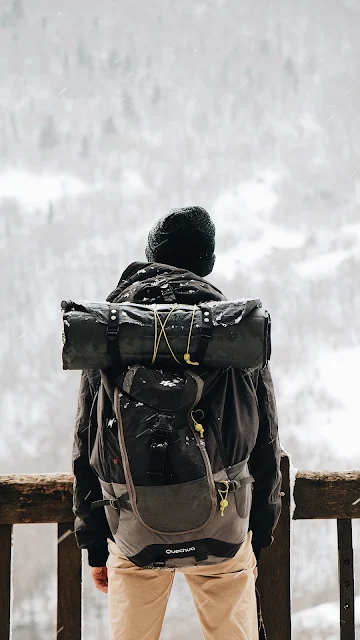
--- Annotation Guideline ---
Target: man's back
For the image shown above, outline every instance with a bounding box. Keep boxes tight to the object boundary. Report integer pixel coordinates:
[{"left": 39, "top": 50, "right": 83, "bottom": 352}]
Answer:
[{"left": 72, "top": 208, "right": 281, "bottom": 639}]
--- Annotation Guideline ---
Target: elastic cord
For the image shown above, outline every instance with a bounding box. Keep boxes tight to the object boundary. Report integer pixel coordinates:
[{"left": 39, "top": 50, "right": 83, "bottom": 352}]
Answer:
[{"left": 151, "top": 305, "right": 182, "bottom": 365}]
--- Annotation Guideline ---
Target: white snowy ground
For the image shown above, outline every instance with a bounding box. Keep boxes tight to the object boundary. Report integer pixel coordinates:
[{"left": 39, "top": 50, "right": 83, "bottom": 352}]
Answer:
[
  {"left": 0, "top": 169, "right": 95, "bottom": 210},
  {"left": 292, "top": 596, "right": 360, "bottom": 640}
]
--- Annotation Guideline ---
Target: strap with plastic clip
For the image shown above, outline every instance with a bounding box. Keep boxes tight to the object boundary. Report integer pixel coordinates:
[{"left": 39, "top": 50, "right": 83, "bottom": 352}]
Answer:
[
  {"left": 91, "top": 497, "right": 122, "bottom": 510},
  {"left": 193, "top": 304, "right": 213, "bottom": 365},
  {"left": 107, "top": 304, "right": 121, "bottom": 364},
  {"left": 215, "top": 475, "right": 254, "bottom": 493}
]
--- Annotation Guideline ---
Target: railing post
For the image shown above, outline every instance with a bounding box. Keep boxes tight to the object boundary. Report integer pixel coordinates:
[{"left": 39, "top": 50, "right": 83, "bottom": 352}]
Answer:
[
  {"left": 337, "top": 519, "right": 355, "bottom": 640},
  {"left": 57, "top": 523, "right": 82, "bottom": 640},
  {"left": 257, "top": 453, "right": 291, "bottom": 640},
  {"left": 0, "top": 524, "right": 12, "bottom": 640}
]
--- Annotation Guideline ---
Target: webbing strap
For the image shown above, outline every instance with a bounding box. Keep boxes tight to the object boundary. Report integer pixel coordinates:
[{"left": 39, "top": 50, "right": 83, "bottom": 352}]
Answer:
[
  {"left": 148, "top": 420, "right": 173, "bottom": 483},
  {"left": 193, "top": 304, "right": 213, "bottom": 365},
  {"left": 158, "top": 279, "right": 176, "bottom": 303},
  {"left": 215, "top": 475, "right": 254, "bottom": 493},
  {"left": 153, "top": 549, "right": 208, "bottom": 567},
  {"left": 148, "top": 442, "right": 168, "bottom": 480},
  {"left": 91, "top": 497, "right": 121, "bottom": 510},
  {"left": 107, "top": 305, "right": 121, "bottom": 364}
]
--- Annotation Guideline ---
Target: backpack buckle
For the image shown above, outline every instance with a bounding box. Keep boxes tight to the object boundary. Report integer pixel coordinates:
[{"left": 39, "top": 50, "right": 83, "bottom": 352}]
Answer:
[
  {"left": 107, "top": 306, "right": 121, "bottom": 363},
  {"left": 151, "top": 414, "right": 174, "bottom": 438},
  {"left": 109, "top": 498, "right": 119, "bottom": 509},
  {"left": 153, "top": 559, "right": 166, "bottom": 568}
]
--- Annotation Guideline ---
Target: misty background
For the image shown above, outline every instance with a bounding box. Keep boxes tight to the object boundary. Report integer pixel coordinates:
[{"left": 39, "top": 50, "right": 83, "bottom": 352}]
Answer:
[{"left": 1, "top": 0, "right": 360, "bottom": 637}]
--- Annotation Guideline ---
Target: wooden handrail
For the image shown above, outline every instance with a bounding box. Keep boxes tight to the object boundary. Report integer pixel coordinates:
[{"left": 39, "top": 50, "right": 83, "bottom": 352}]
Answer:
[
  {"left": 294, "top": 470, "right": 360, "bottom": 519},
  {"left": 0, "top": 473, "right": 73, "bottom": 524},
  {"left": 2, "top": 467, "right": 360, "bottom": 523}
]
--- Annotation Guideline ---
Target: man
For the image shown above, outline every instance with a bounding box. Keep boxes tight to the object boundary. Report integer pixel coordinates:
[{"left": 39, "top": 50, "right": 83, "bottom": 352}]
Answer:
[{"left": 72, "top": 206, "right": 282, "bottom": 639}]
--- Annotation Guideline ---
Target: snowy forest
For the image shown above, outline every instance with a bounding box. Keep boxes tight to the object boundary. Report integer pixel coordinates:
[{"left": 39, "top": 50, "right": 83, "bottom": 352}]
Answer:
[{"left": 1, "top": 0, "right": 360, "bottom": 637}]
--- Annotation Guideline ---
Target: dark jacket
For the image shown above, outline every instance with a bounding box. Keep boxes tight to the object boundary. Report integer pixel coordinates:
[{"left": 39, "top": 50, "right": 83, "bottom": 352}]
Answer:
[{"left": 72, "top": 262, "right": 282, "bottom": 567}]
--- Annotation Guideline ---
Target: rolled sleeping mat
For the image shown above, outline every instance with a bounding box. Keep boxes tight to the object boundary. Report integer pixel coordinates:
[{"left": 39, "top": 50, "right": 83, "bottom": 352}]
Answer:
[{"left": 61, "top": 299, "right": 271, "bottom": 371}]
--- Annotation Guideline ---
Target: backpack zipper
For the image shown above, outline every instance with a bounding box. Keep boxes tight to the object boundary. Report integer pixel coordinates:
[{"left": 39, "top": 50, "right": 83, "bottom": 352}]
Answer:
[
  {"left": 186, "top": 373, "right": 217, "bottom": 513},
  {"left": 114, "top": 386, "right": 217, "bottom": 534},
  {"left": 187, "top": 413, "right": 217, "bottom": 513}
]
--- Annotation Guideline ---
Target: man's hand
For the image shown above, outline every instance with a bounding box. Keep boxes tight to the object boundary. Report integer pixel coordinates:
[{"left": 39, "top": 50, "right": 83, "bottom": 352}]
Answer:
[
  {"left": 90, "top": 566, "right": 108, "bottom": 593},
  {"left": 253, "top": 566, "right": 258, "bottom": 581}
]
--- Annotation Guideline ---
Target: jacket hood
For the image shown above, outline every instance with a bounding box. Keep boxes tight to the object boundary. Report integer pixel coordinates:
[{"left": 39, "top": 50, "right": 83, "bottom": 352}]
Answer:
[{"left": 106, "top": 261, "right": 225, "bottom": 305}]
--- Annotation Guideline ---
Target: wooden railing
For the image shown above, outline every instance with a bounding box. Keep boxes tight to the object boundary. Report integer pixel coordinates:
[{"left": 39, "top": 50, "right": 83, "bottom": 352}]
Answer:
[
  {"left": 0, "top": 474, "right": 81, "bottom": 640},
  {"left": 292, "top": 466, "right": 359, "bottom": 640},
  {"left": 0, "top": 455, "right": 359, "bottom": 640}
]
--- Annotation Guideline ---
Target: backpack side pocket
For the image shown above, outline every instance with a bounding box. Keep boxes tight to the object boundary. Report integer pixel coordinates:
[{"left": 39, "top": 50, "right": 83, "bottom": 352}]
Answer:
[{"left": 228, "top": 461, "right": 254, "bottom": 519}]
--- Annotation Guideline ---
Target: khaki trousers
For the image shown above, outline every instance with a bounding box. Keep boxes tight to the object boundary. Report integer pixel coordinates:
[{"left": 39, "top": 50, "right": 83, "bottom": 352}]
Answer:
[{"left": 106, "top": 531, "right": 259, "bottom": 640}]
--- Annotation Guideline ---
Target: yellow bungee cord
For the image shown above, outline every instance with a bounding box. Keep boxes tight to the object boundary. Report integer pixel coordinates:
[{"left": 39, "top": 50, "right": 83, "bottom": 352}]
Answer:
[
  {"left": 151, "top": 304, "right": 200, "bottom": 367},
  {"left": 184, "top": 306, "right": 199, "bottom": 366},
  {"left": 151, "top": 305, "right": 182, "bottom": 365},
  {"left": 218, "top": 480, "right": 230, "bottom": 517},
  {"left": 190, "top": 409, "right": 204, "bottom": 438}
]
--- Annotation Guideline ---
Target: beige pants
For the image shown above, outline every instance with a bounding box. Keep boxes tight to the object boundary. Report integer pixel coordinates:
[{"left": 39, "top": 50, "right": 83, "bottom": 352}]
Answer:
[{"left": 106, "top": 531, "right": 259, "bottom": 640}]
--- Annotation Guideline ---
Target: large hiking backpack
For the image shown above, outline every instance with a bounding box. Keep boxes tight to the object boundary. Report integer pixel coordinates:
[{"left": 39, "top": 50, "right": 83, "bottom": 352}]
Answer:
[
  {"left": 82, "top": 263, "right": 261, "bottom": 568},
  {"left": 91, "top": 364, "right": 255, "bottom": 568}
]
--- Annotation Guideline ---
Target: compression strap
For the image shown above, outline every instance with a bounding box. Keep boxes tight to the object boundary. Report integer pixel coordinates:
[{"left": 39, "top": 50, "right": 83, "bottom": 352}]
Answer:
[{"left": 151, "top": 305, "right": 201, "bottom": 367}]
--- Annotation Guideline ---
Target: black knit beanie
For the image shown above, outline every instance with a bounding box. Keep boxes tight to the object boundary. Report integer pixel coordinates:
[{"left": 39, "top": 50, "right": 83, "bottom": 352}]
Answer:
[{"left": 145, "top": 206, "right": 216, "bottom": 277}]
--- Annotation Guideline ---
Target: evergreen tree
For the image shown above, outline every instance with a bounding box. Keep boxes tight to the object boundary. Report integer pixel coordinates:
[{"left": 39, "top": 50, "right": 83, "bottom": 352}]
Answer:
[
  {"left": 1, "top": 0, "right": 24, "bottom": 27},
  {"left": 108, "top": 49, "right": 119, "bottom": 74},
  {"left": 77, "top": 39, "right": 93, "bottom": 71},
  {"left": 102, "top": 116, "right": 117, "bottom": 136},
  {"left": 39, "top": 115, "right": 59, "bottom": 149},
  {"left": 79, "top": 135, "right": 90, "bottom": 158}
]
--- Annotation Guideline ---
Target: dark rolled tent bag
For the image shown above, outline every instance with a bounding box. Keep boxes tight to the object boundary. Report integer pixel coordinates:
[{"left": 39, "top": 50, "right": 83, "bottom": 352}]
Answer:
[{"left": 61, "top": 299, "right": 271, "bottom": 371}]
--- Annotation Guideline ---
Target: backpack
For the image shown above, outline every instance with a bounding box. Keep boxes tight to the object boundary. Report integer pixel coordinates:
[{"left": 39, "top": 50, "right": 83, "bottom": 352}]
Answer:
[
  {"left": 91, "top": 364, "right": 254, "bottom": 568},
  {"left": 89, "top": 263, "right": 256, "bottom": 568}
]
